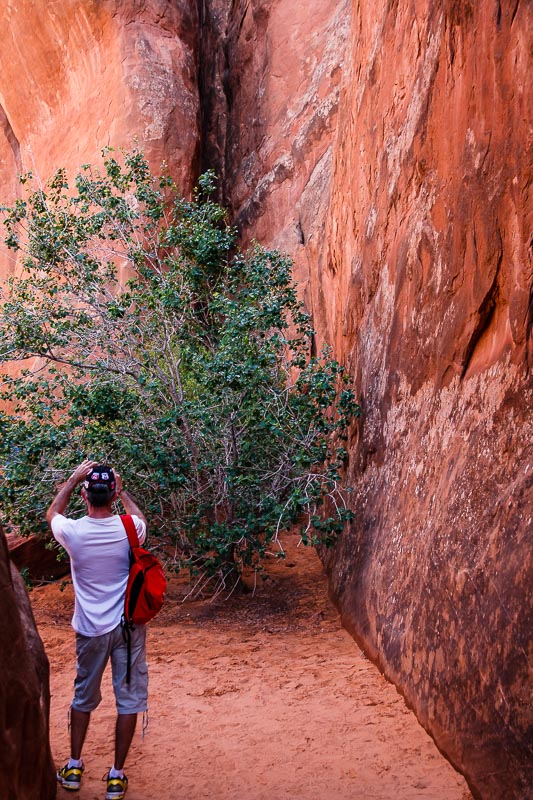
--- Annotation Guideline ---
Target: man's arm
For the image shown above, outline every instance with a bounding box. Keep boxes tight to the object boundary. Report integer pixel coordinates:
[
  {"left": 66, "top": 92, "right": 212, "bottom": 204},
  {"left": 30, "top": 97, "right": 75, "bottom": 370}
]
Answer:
[
  {"left": 46, "top": 459, "right": 97, "bottom": 526},
  {"left": 114, "top": 472, "right": 148, "bottom": 527}
]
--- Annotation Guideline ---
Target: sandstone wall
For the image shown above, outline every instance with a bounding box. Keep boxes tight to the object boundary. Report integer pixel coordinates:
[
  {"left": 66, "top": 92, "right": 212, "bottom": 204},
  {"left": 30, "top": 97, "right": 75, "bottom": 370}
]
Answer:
[
  {"left": 206, "top": 3, "right": 532, "bottom": 797},
  {"left": 0, "top": 0, "right": 199, "bottom": 225},
  {"left": 0, "top": 522, "right": 56, "bottom": 799},
  {"left": 319, "top": 3, "right": 532, "bottom": 798}
]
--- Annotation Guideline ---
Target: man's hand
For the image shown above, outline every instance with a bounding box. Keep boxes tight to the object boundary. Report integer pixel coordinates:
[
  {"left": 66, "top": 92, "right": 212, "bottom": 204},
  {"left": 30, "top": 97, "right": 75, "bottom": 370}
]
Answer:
[
  {"left": 114, "top": 471, "right": 124, "bottom": 496},
  {"left": 46, "top": 459, "right": 98, "bottom": 526},
  {"left": 69, "top": 459, "right": 99, "bottom": 487},
  {"left": 113, "top": 472, "right": 147, "bottom": 527}
]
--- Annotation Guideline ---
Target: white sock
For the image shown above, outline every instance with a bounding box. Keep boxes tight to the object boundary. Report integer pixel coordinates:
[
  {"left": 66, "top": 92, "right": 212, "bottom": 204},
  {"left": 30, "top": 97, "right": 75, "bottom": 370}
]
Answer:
[
  {"left": 109, "top": 766, "right": 124, "bottom": 778},
  {"left": 67, "top": 757, "right": 82, "bottom": 769}
]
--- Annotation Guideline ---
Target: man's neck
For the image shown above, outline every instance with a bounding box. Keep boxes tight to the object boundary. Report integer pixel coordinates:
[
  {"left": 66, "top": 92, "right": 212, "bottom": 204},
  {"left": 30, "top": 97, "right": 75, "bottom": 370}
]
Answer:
[{"left": 87, "top": 505, "right": 114, "bottom": 519}]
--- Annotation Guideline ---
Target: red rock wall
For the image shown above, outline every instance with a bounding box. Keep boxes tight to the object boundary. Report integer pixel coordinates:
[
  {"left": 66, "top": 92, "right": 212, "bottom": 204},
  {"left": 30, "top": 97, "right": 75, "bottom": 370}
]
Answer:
[
  {"left": 0, "top": 0, "right": 199, "bottom": 222},
  {"left": 202, "top": 3, "right": 532, "bottom": 797},
  {"left": 0, "top": 2, "right": 531, "bottom": 798},
  {"left": 0, "top": 522, "right": 56, "bottom": 799},
  {"left": 318, "top": 3, "right": 532, "bottom": 799}
]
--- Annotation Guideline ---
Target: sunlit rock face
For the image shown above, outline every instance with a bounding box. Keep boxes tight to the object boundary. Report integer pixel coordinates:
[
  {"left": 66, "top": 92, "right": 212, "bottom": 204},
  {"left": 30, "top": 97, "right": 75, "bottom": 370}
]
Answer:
[
  {"left": 0, "top": 0, "right": 199, "bottom": 223},
  {"left": 0, "top": 2, "right": 531, "bottom": 797},
  {"left": 215, "top": 6, "right": 532, "bottom": 795},
  {"left": 0, "top": 522, "right": 56, "bottom": 799},
  {"left": 318, "top": 3, "right": 532, "bottom": 799}
]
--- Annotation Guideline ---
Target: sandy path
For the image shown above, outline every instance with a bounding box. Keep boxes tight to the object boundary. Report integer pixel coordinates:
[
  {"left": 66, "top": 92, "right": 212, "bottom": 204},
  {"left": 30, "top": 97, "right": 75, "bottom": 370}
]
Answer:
[{"left": 31, "top": 534, "right": 472, "bottom": 800}]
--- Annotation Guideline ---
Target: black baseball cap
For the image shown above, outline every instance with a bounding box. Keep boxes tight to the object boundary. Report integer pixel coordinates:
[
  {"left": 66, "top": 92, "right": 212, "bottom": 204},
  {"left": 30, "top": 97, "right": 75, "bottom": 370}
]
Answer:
[{"left": 84, "top": 465, "right": 116, "bottom": 492}]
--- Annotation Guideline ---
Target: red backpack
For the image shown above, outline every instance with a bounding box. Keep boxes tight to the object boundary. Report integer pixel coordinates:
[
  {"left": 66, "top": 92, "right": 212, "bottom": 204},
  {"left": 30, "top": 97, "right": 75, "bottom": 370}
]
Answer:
[{"left": 121, "top": 514, "right": 166, "bottom": 681}]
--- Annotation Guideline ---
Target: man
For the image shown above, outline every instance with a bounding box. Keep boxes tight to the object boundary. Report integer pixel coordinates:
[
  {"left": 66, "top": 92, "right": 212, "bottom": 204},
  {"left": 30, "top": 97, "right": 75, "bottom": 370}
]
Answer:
[{"left": 47, "top": 459, "right": 148, "bottom": 800}]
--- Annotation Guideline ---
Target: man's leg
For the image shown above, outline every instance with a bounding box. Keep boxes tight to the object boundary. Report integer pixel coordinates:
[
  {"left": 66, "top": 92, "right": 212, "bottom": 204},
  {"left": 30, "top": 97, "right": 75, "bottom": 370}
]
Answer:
[
  {"left": 114, "top": 713, "right": 137, "bottom": 769},
  {"left": 56, "top": 707, "right": 91, "bottom": 789},
  {"left": 71, "top": 708, "right": 91, "bottom": 760},
  {"left": 57, "top": 632, "right": 110, "bottom": 789},
  {"left": 70, "top": 631, "right": 109, "bottom": 760}
]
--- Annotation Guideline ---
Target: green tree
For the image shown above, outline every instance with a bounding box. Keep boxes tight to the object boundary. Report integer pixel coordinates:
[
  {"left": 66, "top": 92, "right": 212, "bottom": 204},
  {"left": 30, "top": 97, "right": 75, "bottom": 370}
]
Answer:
[{"left": 0, "top": 150, "right": 359, "bottom": 593}]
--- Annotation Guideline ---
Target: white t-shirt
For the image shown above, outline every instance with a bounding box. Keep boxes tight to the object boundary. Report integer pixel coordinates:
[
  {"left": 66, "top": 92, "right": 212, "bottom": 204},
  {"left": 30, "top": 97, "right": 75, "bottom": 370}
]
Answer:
[{"left": 51, "top": 514, "right": 147, "bottom": 637}]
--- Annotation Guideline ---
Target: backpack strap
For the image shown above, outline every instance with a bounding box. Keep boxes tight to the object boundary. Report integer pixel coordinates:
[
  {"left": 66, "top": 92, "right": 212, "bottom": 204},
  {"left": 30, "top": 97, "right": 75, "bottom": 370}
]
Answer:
[
  {"left": 120, "top": 514, "right": 140, "bottom": 548},
  {"left": 120, "top": 514, "right": 138, "bottom": 685},
  {"left": 122, "top": 618, "right": 133, "bottom": 684}
]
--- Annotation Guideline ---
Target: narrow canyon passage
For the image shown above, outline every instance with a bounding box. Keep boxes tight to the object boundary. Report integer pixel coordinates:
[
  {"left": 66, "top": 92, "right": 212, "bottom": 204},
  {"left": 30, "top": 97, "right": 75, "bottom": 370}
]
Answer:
[{"left": 31, "top": 535, "right": 472, "bottom": 800}]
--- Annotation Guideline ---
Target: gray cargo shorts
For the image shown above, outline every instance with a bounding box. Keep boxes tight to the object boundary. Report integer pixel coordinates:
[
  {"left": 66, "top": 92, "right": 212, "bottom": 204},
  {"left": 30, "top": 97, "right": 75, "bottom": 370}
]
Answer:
[{"left": 72, "top": 622, "right": 148, "bottom": 715}]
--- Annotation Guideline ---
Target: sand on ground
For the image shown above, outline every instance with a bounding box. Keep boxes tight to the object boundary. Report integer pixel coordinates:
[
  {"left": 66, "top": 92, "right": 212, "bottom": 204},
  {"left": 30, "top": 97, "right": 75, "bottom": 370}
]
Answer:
[{"left": 30, "top": 533, "right": 472, "bottom": 800}]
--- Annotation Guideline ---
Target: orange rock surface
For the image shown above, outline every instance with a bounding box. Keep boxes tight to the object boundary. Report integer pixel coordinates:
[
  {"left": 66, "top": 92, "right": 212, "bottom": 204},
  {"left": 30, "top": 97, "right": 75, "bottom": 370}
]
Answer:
[
  {"left": 320, "top": 5, "right": 532, "bottom": 799},
  {"left": 0, "top": 0, "right": 199, "bottom": 215}
]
